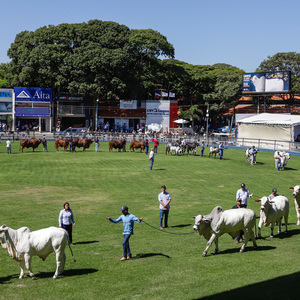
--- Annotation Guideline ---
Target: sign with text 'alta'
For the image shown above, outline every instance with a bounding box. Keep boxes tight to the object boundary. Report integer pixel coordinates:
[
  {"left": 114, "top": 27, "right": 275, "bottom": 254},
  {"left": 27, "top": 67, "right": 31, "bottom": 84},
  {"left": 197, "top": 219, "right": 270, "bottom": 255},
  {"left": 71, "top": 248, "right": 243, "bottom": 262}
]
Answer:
[{"left": 14, "top": 87, "right": 52, "bottom": 102}]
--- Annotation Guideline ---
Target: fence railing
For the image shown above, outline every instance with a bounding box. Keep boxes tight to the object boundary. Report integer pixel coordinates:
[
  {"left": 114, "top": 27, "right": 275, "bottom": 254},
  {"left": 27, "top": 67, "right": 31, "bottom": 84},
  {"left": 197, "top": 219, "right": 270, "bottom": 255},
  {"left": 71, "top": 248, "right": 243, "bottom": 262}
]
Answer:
[{"left": 2, "top": 130, "right": 300, "bottom": 153}]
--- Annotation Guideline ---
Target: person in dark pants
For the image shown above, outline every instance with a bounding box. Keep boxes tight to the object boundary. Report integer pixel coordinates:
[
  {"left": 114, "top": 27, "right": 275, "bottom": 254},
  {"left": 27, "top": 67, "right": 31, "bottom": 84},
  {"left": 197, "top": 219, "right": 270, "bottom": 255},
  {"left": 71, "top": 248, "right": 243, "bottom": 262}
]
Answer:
[
  {"left": 58, "top": 202, "right": 75, "bottom": 245},
  {"left": 232, "top": 198, "right": 243, "bottom": 243},
  {"left": 151, "top": 138, "right": 159, "bottom": 153},
  {"left": 122, "top": 136, "right": 126, "bottom": 152},
  {"left": 158, "top": 185, "right": 171, "bottom": 230},
  {"left": 200, "top": 141, "right": 205, "bottom": 156},
  {"left": 107, "top": 206, "right": 142, "bottom": 261},
  {"left": 145, "top": 139, "right": 149, "bottom": 155},
  {"left": 69, "top": 137, "right": 73, "bottom": 152}
]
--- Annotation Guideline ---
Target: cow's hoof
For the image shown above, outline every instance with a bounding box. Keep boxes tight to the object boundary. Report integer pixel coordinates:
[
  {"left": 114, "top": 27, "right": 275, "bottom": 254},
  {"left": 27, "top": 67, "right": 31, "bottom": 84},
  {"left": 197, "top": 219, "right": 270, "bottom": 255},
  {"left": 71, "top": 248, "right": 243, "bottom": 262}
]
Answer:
[
  {"left": 213, "top": 251, "right": 218, "bottom": 255},
  {"left": 270, "top": 235, "right": 274, "bottom": 239},
  {"left": 32, "top": 276, "right": 38, "bottom": 280},
  {"left": 202, "top": 252, "right": 207, "bottom": 257}
]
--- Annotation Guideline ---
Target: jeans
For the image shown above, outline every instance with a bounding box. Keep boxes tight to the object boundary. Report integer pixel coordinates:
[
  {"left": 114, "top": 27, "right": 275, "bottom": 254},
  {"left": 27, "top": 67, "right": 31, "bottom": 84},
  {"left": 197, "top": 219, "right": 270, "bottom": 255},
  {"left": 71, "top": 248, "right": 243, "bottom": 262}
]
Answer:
[
  {"left": 200, "top": 148, "right": 204, "bottom": 156},
  {"left": 95, "top": 144, "right": 99, "bottom": 152},
  {"left": 7, "top": 147, "right": 11, "bottom": 154},
  {"left": 62, "top": 224, "right": 73, "bottom": 243},
  {"left": 160, "top": 209, "right": 169, "bottom": 227},
  {"left": 122, "top": 234, "right": 131, "bottom": 258},
  {"left": 219, "top": 149, "right": 223, "bottom": 160},
  {"left": 145, "top": 146, "right": 149, "bottom": 155},
  {"left": 150, "top": 158, "right": 154, "bottom": 170},
  {"left": 276, "top": 160, "right": 281, "bottom": 171},
  {"left": 154, "top": 146, "right": 157, "bottom": 153},
  {"left": 69, "top": 143, "right": 73, "bottom": 152}
]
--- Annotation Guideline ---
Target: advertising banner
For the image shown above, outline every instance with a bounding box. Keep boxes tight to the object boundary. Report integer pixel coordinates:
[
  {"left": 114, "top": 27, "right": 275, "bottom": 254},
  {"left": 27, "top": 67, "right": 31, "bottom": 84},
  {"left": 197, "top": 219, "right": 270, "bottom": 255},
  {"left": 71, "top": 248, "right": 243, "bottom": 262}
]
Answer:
[
  {"left": 242, "top": 71, "right": 290, "bottom": 93},
  {"left": 120, "top": 100, "right": 137, "bottom": 109},
  {"left": 146, "top": 100, "right": 170, "bottom": 130},
  {"left": 0, "top": 89, "right": 13, "bottom": 101},
  {"left": 15, "top": 107, "right": 51, "bottom": 117},
  {"left": 14, "top": 87, "right": 52, "bottom": 102},
  {"left": 0, "top": 102, "right": 12, "bottom": 113}
]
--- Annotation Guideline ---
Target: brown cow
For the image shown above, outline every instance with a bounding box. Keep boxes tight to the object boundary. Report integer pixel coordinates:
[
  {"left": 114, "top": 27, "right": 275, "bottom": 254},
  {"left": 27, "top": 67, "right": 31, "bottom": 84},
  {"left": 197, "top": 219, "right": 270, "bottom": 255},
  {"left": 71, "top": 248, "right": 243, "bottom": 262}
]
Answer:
[
  {"left": 20, "top": 138, "right": 42, "bottom": 152},
  {"left": 72, "top": 138, "right": 94, "bottom": 151},
  {"left": 109, "top": 139, "right": 126, "bottom": 152},
  {"left": 129, "top": 140, "right": 145, "bottom": 152},
  {"left": 55, "top": 138, "right": 69, "bottom": 151}
]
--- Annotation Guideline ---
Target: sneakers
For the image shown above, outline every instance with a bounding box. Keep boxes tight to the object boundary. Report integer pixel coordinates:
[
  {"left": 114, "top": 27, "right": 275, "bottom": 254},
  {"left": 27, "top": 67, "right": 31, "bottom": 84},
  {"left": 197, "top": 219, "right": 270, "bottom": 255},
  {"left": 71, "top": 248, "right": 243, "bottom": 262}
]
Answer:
[
  {"left": 127, "top": 257, "right": 131, "bottom": 260},
  {"left": 120, "top": 257, "right": 127, "bottom": 261}
]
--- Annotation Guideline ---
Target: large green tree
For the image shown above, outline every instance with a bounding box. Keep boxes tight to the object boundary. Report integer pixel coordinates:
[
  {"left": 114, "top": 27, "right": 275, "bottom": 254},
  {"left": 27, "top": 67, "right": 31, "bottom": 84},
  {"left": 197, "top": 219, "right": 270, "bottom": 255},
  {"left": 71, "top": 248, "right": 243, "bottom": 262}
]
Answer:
[{"left": 6, "top": 20, "right": 174, "bottom": 101}]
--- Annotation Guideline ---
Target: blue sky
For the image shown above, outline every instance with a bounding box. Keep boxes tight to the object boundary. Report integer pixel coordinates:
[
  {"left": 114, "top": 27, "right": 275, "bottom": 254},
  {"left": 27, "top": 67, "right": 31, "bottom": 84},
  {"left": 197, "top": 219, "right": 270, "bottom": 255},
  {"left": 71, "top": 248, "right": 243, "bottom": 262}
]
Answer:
[{"left": 1, "top": 0, "right": 299, "bottom": 72}]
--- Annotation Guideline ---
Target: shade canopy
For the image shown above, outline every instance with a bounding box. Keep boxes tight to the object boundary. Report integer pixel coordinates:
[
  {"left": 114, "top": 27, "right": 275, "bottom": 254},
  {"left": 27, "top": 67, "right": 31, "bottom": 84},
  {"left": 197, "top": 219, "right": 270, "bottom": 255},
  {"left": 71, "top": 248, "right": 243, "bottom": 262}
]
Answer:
[{"left": 174, "top": 119, "right": 189, "bottom": 124}]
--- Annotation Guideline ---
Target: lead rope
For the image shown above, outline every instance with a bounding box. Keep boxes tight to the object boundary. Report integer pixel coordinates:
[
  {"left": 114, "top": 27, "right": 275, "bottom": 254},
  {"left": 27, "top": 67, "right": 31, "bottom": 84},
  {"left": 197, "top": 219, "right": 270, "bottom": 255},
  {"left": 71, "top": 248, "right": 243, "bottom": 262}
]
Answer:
[{"left": 141, "top": 220, "right": 196, "bottom": 235}]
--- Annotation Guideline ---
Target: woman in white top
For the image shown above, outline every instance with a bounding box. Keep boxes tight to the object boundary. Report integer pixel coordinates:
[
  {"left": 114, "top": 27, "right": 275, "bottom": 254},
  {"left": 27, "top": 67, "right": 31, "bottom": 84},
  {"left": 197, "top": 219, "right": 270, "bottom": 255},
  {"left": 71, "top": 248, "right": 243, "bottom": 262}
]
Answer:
[{"left": 58, "top": 202, "right": 75, "bottom": 245}]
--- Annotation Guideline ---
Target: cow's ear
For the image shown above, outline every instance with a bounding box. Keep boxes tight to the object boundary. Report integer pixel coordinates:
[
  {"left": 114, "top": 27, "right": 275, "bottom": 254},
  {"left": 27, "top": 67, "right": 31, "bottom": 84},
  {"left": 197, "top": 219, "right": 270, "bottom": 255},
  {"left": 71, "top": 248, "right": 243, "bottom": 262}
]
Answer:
[
  {"left": 193, "top": 216, "right": 195, "bottom": 219},
  {"left": 289, "top": 187, "right": 294, "bottom": 190},
  {"left": 255, "top": 199, "right": 261, "bottom": 202}
]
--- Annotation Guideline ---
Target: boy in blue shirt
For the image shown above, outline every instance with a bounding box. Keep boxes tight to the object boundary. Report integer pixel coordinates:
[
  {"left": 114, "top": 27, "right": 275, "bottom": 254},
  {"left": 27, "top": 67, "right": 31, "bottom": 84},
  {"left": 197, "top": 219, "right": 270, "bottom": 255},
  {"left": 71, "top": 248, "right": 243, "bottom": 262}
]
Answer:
[{"left": 107, "top": 206, "right": 143, "bottom": 261}]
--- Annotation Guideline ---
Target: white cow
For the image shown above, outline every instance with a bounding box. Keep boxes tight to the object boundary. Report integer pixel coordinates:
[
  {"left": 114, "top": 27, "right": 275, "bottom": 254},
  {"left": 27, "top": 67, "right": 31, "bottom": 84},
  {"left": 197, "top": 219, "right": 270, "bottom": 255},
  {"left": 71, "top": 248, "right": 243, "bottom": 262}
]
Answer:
[
  {"left": 256, "top": 196, "right": 289, "bottom": 238},
  {"left": 245, "top": 147, "right": 258, "bottom": 164},
  {"left": 251, "top": 75, "right": 265, "bottom": 92},
  {"left": 169, "top": 145, "right": 182, "bottom": 155},
  {"left": 280, "top": 151, "right": 290, "bottom": 170},
  {"left": 193, "top": 206, "right": 257, "bottom": 256},
  {"left": 289, "top": 185, "right": 300, "bottom": 225},
  {"left": 0, "top": 225, "right": 72, "bottom": 279},
  {"left": 208, "top": 147, "right": 219, "bottom": 158}
]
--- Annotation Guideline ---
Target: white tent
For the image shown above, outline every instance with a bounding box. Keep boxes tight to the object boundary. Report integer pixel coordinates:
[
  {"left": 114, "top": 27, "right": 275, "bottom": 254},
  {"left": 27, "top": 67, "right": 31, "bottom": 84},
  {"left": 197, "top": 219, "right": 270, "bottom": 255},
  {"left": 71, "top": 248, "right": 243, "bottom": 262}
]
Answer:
[{"left": 237, "top": 113, "right": 300, "bottom": 142}]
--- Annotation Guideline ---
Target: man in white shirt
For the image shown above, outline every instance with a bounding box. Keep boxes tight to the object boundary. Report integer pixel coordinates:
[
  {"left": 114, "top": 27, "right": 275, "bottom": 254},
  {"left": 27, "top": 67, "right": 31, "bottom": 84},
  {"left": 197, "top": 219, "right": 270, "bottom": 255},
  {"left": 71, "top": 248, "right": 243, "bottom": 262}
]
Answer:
[
  {"left": 236, "top": 183, "right": 253, "bottom": 208},
  {"left": 158, "top": 185, "right": 171, "bottom": 230},
  {"left": 6, "top": 139, "right": 11, "bottom": 154},
  {"left": 149, "top": 148, "right": 154, "bottom": 170}
]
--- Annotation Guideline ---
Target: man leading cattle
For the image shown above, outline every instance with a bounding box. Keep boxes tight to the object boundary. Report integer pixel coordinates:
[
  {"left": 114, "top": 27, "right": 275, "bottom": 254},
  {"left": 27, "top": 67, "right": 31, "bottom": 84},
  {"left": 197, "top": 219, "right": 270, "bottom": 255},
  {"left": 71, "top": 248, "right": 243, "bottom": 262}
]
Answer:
[{"left": 236, "top": 183, "right": 253, "bottom": 208}]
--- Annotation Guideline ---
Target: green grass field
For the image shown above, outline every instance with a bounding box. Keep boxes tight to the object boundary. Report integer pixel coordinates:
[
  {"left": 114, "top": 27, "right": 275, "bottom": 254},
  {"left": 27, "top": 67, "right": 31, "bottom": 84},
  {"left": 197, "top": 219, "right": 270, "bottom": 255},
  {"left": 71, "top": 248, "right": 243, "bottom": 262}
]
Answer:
[{"left": 0, "top": 140, "right": 299, "bottom": 300}]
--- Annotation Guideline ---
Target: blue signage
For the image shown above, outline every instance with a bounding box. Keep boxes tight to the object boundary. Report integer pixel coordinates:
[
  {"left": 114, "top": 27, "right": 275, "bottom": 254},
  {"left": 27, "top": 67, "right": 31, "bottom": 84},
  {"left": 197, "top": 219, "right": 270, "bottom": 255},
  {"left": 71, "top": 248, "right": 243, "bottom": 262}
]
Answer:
[
  {"left": 14, "top": 87, "right": 52, "bottom": 102},
  {"left": 15, "top": 107, "right": 51, "bottom": 117}
]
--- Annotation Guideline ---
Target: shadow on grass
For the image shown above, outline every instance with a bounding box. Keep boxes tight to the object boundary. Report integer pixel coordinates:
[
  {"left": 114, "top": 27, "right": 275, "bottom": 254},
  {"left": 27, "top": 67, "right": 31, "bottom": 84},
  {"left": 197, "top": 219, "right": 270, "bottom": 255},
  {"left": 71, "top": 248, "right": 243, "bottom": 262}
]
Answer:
[
  {"left": 257, "top": 229, "right": 300, "bottom": 240},
  {"left": 171, "top": 224, "right": 192, "bottom": 228},
  {"left": 133, "top": 253, "right": 171, "bottom": 259},
  {"left": 73, "top": 240, "right": 99, "bottom": 245},
  {"left": 196, "top": 271, "right": 300, "bottom": 300},
  {"left": 0, "top": 268, "right": 98, "bottom": 282},
  {"left": 153, "top": 169, "right": 166, "bottom": 171},
  {"left": 207, "top": 245, "right": 276, "bottom": 256}
]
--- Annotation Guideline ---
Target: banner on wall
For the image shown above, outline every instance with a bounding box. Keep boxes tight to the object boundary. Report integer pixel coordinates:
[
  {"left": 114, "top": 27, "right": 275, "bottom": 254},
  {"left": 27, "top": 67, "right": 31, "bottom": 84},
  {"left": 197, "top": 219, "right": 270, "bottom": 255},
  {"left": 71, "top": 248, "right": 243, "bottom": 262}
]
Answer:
[
  {"left": 14, "top": 87, "right": 52, "bottom": 102},
  {"left": 120, "top": 100, "right": 137, "bottom": 109}
]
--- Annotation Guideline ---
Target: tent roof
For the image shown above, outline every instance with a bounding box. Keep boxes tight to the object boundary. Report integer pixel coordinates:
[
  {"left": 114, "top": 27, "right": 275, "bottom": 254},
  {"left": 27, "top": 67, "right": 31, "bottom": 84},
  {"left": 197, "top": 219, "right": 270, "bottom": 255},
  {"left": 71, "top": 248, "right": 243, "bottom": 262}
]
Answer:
[{"left": 237, "top": 113, "right": 300, "bottom": 126}]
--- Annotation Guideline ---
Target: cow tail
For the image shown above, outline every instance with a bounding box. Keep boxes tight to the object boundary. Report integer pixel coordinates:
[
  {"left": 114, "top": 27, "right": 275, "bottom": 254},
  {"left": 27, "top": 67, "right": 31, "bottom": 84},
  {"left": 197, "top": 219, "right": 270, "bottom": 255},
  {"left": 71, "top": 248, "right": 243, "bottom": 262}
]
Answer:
[{"left": 68, "top": 243, "right": 76, "bottom": 262}]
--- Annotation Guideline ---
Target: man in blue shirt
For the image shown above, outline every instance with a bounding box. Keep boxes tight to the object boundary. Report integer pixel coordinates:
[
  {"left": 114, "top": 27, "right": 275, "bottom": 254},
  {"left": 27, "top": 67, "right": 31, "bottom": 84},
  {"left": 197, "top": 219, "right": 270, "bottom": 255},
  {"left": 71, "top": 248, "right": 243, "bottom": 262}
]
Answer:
[
  {"left": 219, "top": 142, "right": 224, "bottom": 160},
  {"left": 107, "top": 206, "right": 142, "bottom": 261}
]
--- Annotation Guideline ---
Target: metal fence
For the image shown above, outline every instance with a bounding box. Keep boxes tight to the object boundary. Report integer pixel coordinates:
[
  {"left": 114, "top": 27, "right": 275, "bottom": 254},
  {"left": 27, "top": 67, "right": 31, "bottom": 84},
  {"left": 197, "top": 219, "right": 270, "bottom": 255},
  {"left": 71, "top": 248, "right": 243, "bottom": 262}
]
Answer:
[{"left": 2, "top": 130, "right": 300, "bottom": 154}]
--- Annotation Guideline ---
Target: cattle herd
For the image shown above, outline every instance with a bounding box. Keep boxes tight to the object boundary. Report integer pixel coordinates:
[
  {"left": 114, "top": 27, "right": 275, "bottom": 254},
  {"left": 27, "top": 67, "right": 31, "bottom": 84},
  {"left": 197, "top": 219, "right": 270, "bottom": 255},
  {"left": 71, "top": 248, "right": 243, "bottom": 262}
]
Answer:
[{"left": 193, "top": 185, "right": 299, "bottom": 257}]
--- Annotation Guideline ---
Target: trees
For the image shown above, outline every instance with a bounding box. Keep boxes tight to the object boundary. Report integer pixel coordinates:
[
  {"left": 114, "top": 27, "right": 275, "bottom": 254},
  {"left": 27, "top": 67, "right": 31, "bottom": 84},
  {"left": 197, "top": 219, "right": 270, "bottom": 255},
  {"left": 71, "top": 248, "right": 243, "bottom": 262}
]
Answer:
[
  {"left": 6, "top": 21, "right": 174, "bottom": 101},
  {"left": 257, "top": 52, "right": 300, "bottom": 94}
]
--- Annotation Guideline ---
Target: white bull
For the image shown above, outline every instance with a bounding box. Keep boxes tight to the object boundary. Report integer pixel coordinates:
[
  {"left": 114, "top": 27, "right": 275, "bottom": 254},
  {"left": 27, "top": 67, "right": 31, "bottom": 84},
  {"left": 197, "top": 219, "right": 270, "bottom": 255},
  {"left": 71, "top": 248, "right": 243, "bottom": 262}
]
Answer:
[
  {"left": 274, "top": 151, "right": 291, "bottom": 170},
  {"left": 169, "top": 145, "right": 182, "bottom": 155},
  {"left": 256, "top": 196, "right": 289, "bottom": 238},
  {"left": 289, "top": 185, "right": 300, "bottom": 225},
  {"left": 0, "top": 225, "right": 72, "bottom": 279},
  {"left": 193, "top": 206, "right": 257, "bottom": 256},
  {"left": 208, "top": 147, "right": 219, "bottom": 158}
]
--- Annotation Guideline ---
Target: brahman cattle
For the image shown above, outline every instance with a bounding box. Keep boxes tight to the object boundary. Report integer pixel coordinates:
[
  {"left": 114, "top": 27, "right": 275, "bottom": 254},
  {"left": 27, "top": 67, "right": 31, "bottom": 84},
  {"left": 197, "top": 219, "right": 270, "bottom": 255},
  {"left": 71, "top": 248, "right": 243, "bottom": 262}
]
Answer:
[
  {"left": 193, "top": 206, "right": 257, "bottom": 256},
  {"left": 0, "top": 225, "right": 71, "bottom": 279},
  {"left": 20, "top": 138, "right": 42, "bottom": 152},
  {"left": 72, "top": 138, "right": 93, "bottom": 151},
  {"left": 280, "top": 151, "right": 291, "bottom": 170},
  {"left": 55, "top": 138, "right": 69, "bottom": 151},
  {"left": 166, "top": 141, "right": 181, "bottom": 155},
  {"left": 256, "top": 196, "right": 289, "bottom": 238},
  {"left": 184, "top": 142, "right": 199, "bottom": 155},
  {"left": 245, "top": 147, "right": 258, "bottom": 164},
  {"left": 129, "top": 140, "right": 145, "bottom": 152},
  {"left": 109, "top": 139, "right": 126, "bottom": 152},
  {"left": 289, "top": 185, "right": 300, "bottom": 225},
  {"left": 208, "top": 146, "right": 219, "bottom": 158}
]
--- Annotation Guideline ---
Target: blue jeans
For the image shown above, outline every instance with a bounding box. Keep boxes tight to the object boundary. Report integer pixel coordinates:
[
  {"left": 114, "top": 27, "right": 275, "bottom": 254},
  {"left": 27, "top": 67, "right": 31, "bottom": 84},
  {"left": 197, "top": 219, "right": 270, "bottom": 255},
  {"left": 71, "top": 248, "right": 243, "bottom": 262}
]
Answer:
[
  {"left": 122, "top": 234, "right": 131, "bottom": 258},
  {"left": 276, "top": 160, "right": 281, "bottom": 171},
  {"left": 7, "top": 147, "right": 11, "bottom": 154},
  {"left": 200, "top": 148, "right": 204, "bottom": 156},
  {"left": 160, "top": 209, "right": 169, "bottom": 227},
  {"left": 219, "top": 149, "right": 223, "bottom": 160},
  {"left": 145, "top": 146, "right": 149, "bottom": 155},
  {"left": 150, "top": 158, "right": 154, "bottom": 170}
]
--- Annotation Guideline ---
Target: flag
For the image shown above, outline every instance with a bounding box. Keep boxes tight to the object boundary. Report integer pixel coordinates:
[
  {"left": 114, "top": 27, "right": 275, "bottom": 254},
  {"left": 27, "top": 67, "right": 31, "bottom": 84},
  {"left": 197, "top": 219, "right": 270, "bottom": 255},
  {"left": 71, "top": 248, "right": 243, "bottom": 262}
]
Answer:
[
  {"left": 169, "top": 92, "right": 175, "bottom": 98},
  {"left": 162, "top": 91, "right": 168, "bottom": 97},
  {"left": 155, "top": 92, "right": 161, "bottom": 97}
]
